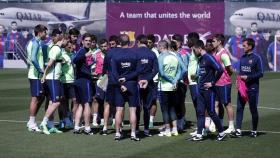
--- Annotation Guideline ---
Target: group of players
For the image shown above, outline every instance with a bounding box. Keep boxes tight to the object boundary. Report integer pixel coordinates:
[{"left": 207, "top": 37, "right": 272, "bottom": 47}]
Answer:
[{"left": 25, "top": 24, "right": 263, "bottom": 142}]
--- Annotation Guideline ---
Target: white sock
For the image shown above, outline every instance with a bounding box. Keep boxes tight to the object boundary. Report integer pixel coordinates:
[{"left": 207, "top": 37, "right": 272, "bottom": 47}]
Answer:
[
  {"left": 165, "top": 128, "right": 171, "bottom": 133},
  {"left": 29, "top": 116, "right": 36, "bottom": 124},
  {"left": 74, "top": 125, "right": 80, "bottom": 131},
  {"left": 205, "top": 117, "right": 211, "bottom": 127},
  {"left": 172, "top": 127, "right": 178, "bottom": 132},
  {"left": 103, "top": 126, "right": 107, "bottom": 131},
  {"left": 149, "top": 116, "right": 154, "bottom": 122},
  {"left": 196, "top": 134, "right": 202, "bottom": 138},
  {"left": 116, "top": 132, "right": 121, "bottom": 137},
  {"left": 229, "top": 121, "right": 234, "bottom": 128},
  {"left": 42, "top": 117, "right": 48, "bottom": 125},
  {"left": 131, "top": 131, "right": 136, "bottom": 137},
  {"left": 93, "top": 113, "right": 98, "bottom": 122},
  {"left": 112, "top": 119, "right": 115, "bottom": 124},
  {"left": 85, "top": 126, "right": 91, "bottom": 131}
]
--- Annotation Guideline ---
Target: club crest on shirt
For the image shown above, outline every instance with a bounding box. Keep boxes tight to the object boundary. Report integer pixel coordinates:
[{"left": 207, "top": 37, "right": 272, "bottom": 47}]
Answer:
[
  {"left": 141, "top": 59, "right": 149, "bottom": 64},
  {"left": 121, "top": 62, "right": 131, "bottom": 68},
  {"left": 249, "top": 60, "right": 253, "bottom": 64}
]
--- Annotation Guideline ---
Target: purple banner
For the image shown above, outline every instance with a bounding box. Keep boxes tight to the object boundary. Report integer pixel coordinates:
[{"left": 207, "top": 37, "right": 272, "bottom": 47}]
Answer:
[{"left": 107, "top": 2, "right": 224, "bottom": 45}]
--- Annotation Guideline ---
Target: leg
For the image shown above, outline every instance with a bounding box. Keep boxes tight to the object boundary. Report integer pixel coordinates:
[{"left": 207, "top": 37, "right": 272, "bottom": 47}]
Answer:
[
  {"left": 115, "top": 107, "right": 124, "bottom": 136},
  {"left": 248, "top": 91, "right": 259, "bottom": 131},
  {"left": 83, "top": 102, "right": 92, "bottom": 133},
  {"left": 235, "top": 92, "right": 246, "bottom": 130},
  {"left": 129, "top": 107, "right": 138, "bottom": 137}
]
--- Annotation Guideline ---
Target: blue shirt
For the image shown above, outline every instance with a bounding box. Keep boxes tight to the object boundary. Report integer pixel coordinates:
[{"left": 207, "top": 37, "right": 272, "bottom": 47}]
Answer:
[
  {"left": 135, "top": 47, "right": 158, "bottom": 81},
  {"left": 239, "top": 52, "right": 263, "bottom": 90},
  {"left": 267, "top": 42, "right": 280, "bottom": 63},
  {"left": 197, "top": 53, "right": 223, "bottom": 90},
  {"left": 111, "top": 48, "right": 140, "bottom": 86},
  {"left": 73, "top": 47, "right": 92, "bottom": 80},
  {"left": 103, "top": 47, "right": 121, "bottom": 85},
  {"left": 227, "top": 35, "right": 244, "bottom": 58}
]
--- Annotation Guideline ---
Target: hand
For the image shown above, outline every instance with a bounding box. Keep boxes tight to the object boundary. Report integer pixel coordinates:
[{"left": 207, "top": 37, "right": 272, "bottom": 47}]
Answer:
[
  {"left": 268, "top": 62, "right": 273, "bottom": 70},
  {"left": 231, "top": 56, "right": 238, "bottom": 62},
  {"left": 139, "top": 80, "right": 148, "bottom": 89},
  {"left": 120, "top": 85, "right": 127, "bottom": 92},
  {"left": 172, "top": 84, "right": 177, "bottom": 90},
  {"left": 240, "top": 75, "right": 247, "bottom": 81},
  {"left": 204, "top": 82, "right": 212, "bottom": 89},
  {"left": 41, "top": 75, "right": 46, "bottom": 83},
  {"left": 119, "top": 77, "right": 126, "bottom": 83}
]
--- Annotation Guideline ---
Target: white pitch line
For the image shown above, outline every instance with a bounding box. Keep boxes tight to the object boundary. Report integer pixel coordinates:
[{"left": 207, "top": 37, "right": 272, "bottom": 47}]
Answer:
[{"left": 185, "top": 102, "right": 280, "bottom": 111}]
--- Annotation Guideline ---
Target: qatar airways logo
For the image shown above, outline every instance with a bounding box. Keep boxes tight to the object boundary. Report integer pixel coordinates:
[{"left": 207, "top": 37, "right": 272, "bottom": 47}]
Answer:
[
  {"left": 121, "top": 62, "right": 131, "bottom": 68},
  {"left": 241, "top": 66, "right": 251, "bottom": 72},
  {"left": 141, "top": 59, "right": 149, "bottom": 64}
]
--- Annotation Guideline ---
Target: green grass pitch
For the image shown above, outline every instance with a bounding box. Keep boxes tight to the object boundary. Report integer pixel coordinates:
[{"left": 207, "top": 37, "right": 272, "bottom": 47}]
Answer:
[{"left": 0, "top": 69, "right": 279, "bottom": 158}]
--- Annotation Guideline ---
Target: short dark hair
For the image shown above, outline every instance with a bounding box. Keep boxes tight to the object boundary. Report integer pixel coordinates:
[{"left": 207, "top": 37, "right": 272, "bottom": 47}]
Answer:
[
  {"left": 170, "top": 40, "right": 178, "bottom": 51},
  {"left": 206, "top": 38, "right": 213, "bottom": 44},
  {"left": 187, "top": 32, "right": 199, "bottom": 40},
  {"left": 173, "top": 34, "right": 183, "bottom": 42},
  {"left": 243, "top": 38, "right": 255, "bottom": 50},
  {"left": 158, "top": 40, "right": 169, "bottom": 49},
  {"left": 11, "top": 21, "right": 17, "bottom": 25},
  {"left": 34, "top": 24, "right": 47, "bottom": 36},
  {"left": 68, "top": 28, "right": 80, "bottom": 36},
  {"left": 147, "top": 34, "right": 156, "bottom": 43},
  {"left": 82, "top": 33, "right": 92, "bottom": 40},
  {"left": 213, "top": 34, "right": 225, "bottom": 45},
  {"left": 193, "top": 40, "right": 205, "bottom": 50},
  {"left": 136, "top": 34, "right": 148, "bottom": 45},
  {"left": 109, "top": 35, "right": 120, "bottom": 45},
  {"left": 99, "top": 38, "right": 108, "bottom": 45},
  {"left": 91, "top": 34, "right": 97, "bottom": 42},
  {"left": 51, "top": 29, "right": 62, "bottom": 37},
  {"left": 119, "top": 34, "right": 130, "bottom": 46},
  {"left": 251, "top": 22, "right": 257, "bottom": 26}
]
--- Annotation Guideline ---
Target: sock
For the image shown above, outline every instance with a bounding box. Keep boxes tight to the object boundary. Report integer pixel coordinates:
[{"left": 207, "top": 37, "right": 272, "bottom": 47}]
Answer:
[
  {"left": 29, "top": 116, "right": 36, "bottom": 124},
  {"left": 85, "top": 126, "right": 91, "bottom": 131},
  {"left": 165, "top": 128, "right": 171, "bottom": 133},
  {"left": 112, "top": 119, "right": 115, "bottom": 124},
  {"left": 47, "top": 120, "right": 54, "bottom": 128},
  {"left": 144, "top": 129, "right": 149, "bottom": 134},
  {"left": 74, "top": 125, "right": 80, "bottom": 131},
  {"left": 103, "top": 126, "right": 107, "bottom": 131},
  {"left": 116, "top": 132, "right": 121, "bottom": 137},
  {"left": 149, "top": 116, "right": 154, "bottom": 122},
  {"left": 229, "top": 121, "right": 234, "bottom": 128},
  {"left": 100, "top": 119, "right": 104, "bottom": 125},
  {"left": 172, "top": 127, "right": 178, "bottom": 132},
  {"left": 131, "top": 131, "right": 136, "bottom": 137},
  {"left": 93, "top": 113, "right": 98, "bottom": 122},
  {"left": 205, "top": 117, "right": 211, "bottom": 128},
  {"left": 42, "top": 117, "right": 48, "bottom": 125}
]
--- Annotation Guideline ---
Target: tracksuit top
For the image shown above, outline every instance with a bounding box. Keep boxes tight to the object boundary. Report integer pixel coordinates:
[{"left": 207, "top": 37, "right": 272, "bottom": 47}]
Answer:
[{"left": 73, "top": 47, "right": 92, "bottom": 80}]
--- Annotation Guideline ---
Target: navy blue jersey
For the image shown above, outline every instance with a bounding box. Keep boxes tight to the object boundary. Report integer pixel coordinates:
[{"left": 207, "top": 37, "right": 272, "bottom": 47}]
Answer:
[
  {"left": 198, "top": 53, "right": 223, "bottom": 89},
  {"left": 73, "top": 47, "right": 91, "bottom": 80},
  {"left": 103, "top": 47, "right": 121, "bottom": 85},
  {"left": 111, "top": 48, "right": 140, "bottom": 85},
  {"left": 135, "top": 47, "right": 158, "bottom": 81},
  {"left": 239, "top": 53, "right": 263, "bottom": 89}
]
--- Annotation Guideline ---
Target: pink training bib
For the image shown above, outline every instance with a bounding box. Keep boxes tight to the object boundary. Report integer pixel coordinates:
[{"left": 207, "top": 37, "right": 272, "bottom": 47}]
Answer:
[{"left": 215, "top": 49, "right": 232, "bottom": 86}]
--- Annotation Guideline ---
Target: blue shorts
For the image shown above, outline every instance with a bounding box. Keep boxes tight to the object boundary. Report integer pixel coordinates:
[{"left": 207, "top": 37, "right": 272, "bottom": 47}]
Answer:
[
  {"left": 215, "top": 84, "right": 232, "bottom": 105},
  {"left": 63, "top": 83, "right": 76, "bottom": 99},
  {"left": 113, "top": 82, "right": 140, "bottom": 107},
  {"left": 105, "top": 84, "right": 115, "bottom": 105},
  {"left": 46, "top": 80, "right": 62, "bottom": 102},
  {"left": 95, "top": 86, "right": 105, "bottom": 101},
  {"left": 75, "top": 78, "right": 93, "bottom": 104},
  {"left": 139, "top": 81, "right": 157, "bottom": 109},
  {"left": 29, "top": 79, "right": 44, "bottom": 97}
]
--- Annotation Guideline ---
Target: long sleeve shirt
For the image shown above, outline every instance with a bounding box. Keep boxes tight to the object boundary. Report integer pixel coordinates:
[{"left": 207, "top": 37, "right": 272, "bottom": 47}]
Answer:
[
  {"left": 135, "top": 47, "right": 158, "bottom": 82},
  {"left": 73, "top": 47, "right": 92, "bottom": 80},
  {"left": 239, "top": 52, "right": 263, "bottom": 90},
  {"left": 197, "top": 53, "right": 223, "bottom": 90},
  {"left": 111, "top": 48, "right": 140, "bottom": 86}
]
